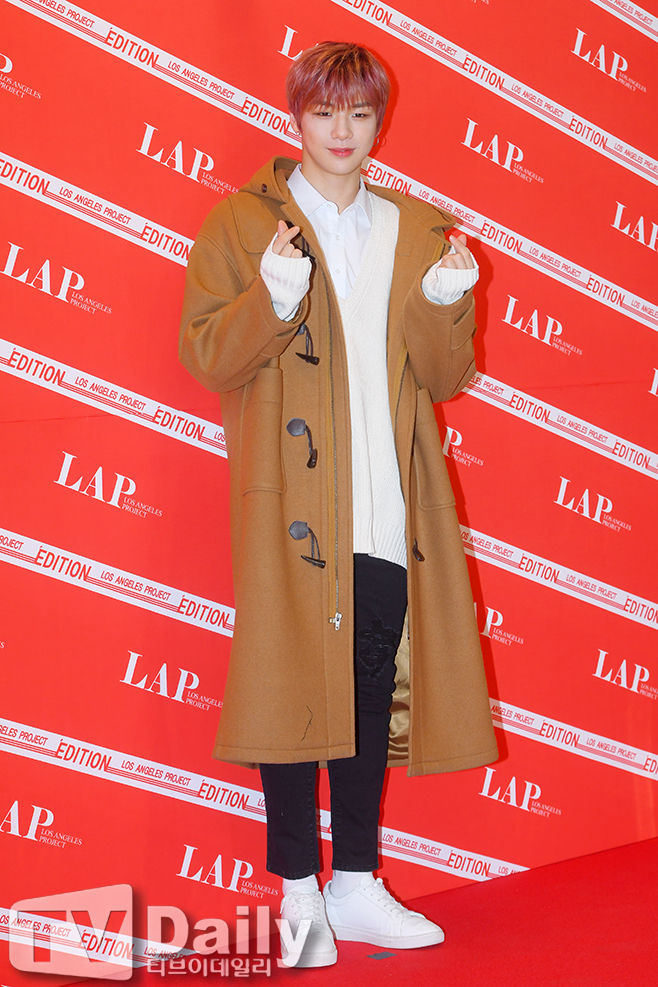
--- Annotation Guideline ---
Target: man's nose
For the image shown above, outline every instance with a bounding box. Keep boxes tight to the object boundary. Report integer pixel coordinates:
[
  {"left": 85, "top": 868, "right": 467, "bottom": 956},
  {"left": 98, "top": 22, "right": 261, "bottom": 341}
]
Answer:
[{"left": 332, "top": 114, "right": 352, "bottom": 140}]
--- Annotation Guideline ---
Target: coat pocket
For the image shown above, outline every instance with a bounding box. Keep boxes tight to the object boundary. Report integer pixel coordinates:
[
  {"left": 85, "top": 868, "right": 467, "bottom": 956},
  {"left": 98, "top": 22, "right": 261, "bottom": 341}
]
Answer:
[
  {"left": 413, "top": 387, "right": 456, "bottom": 510},
  {"left": 451, "top": 294, "right": 476, "bottom": 351},
  {"left": 240, "top": 366, "right": 285, "bottom": 494}
]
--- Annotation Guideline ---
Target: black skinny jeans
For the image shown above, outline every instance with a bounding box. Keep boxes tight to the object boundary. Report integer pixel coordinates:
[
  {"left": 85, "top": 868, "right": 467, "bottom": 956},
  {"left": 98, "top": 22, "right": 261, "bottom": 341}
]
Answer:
[{"left": 259, "top": 554, "right": 407, "bottom": 878}]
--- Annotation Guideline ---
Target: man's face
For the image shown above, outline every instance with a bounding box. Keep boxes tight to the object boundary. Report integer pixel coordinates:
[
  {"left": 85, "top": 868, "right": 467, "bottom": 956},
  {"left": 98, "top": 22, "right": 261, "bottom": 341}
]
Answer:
[{"left": 295, "top": 101, "right": 379, "bottom": 183}]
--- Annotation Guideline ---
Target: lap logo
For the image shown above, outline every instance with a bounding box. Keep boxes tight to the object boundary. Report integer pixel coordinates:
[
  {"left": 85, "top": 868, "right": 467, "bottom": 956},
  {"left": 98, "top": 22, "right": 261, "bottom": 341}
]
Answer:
[
  {"left": 0, "top": 53, "right": 13, "bottom": 73},
  {"left": 9, "top": 884, "right": 132, "bottom": 979},
  {"left": 2, "top": 242, "right": 84, "bottom": 303},
  {"left": 650, "top": 369, "right": 658, "bottom": 397},
  {"left": 572, "top": 29, "right": 628, "bottom": 81},
  {"left": 442, "top": 427, "right": 484, "bottom": 467},
  {"left": 55, "top": 452, "right": 136, "bottom": 508},
  {"left": 177, "top": 845, "right": 254, "bottom": 892},
  {"left": 462, "top": 119, "right": 523, "bottom": 173},
  {"left": 612, "top": 202, "right": 658, "bottom": 253},
  {"left": 137, "top": 123, "right": 214, "bottom": 183},
  {"left": 594, "top": 650, "right": 651, "bottom": 696},
  {"left": 474, "top": 602, "right": 503, "bottom": 638},
  {"left": 474, "top": 602, "right": 524, "bottom": 647},
  {"left": 554, "top": 476, "right": 612, "bottom": 524},
  {"left": 278, "top": 26, "right": 304, "bottom": 60},
  {"left": 1, "top": 800, "right": 53, "bottom": 841},
  {"left": 479, "top": 766, "right": 540, "bottom": 811},
  {"left": 121, "top": 651, "right": 199, "bottom": 703},
  {"left": 502, "top": 296, "right": 563, "bottom": 347}
]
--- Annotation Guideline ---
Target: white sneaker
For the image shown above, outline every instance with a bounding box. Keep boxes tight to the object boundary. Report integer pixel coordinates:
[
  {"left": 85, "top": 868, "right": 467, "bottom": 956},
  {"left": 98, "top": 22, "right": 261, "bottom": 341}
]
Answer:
[
  {"left": 323, "top": 875, "right": 445, "bottom": 949},
  {"left": 279, "top": 888, "right": 338, "bottom": 968}
]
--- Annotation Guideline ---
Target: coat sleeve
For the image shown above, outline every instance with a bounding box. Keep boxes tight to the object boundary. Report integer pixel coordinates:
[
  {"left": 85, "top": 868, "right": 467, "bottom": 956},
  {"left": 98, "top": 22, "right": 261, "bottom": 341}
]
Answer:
[
  {"left": 401, "top": 273, "right": 476, "bottom": 404},
  {"left": 179, "top": 214, "right": 310, "bottom": 393}
]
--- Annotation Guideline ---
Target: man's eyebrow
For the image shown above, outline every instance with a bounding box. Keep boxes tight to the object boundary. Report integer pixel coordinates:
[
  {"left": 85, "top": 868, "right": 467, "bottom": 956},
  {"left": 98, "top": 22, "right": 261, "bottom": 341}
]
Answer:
[{"left": 315, "top": 101, "right": 373, "bottom": 109}]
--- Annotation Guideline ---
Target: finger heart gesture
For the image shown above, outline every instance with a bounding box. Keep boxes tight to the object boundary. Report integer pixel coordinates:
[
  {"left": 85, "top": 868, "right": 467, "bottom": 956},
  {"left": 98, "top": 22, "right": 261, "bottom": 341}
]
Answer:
[{"left": 272, "top": 220, "right": 304, "bottom": 259}]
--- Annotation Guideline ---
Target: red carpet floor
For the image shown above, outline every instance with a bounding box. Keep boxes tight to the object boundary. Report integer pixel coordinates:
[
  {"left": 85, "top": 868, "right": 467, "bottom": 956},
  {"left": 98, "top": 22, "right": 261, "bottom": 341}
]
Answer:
[
  {"left": 90, "top": 837, "right": 657, "bottom": 986},
  {"left": 295, "top": 837, "right": 658, "bottom": 987}
]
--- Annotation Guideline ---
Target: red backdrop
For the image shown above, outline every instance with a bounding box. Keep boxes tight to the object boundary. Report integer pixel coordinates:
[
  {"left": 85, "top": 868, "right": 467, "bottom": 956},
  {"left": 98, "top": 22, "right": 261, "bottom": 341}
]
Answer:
[{"left": 1, "top": 0, "right": 657, "bottom": 976}]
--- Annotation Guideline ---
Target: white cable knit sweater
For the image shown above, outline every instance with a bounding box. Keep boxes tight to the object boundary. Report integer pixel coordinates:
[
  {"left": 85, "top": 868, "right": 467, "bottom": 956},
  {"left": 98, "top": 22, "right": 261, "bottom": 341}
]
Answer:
[
  {"left": 259, "top": 183, "right": 479, "bottom": 570},
  {"left": 337, "top": 193, "right": 407, "bottom": 568}
]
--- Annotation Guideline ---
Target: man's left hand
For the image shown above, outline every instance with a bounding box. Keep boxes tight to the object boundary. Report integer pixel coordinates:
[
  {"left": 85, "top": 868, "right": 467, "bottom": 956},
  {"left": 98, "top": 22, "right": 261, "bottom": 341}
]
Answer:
[{"left": 437, "top": 233, "right": 475, "bottom": 270}]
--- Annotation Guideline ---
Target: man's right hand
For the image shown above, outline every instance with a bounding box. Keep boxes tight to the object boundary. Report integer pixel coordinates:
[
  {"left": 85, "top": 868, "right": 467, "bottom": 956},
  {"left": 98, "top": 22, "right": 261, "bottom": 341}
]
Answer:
[{"left": 272, "top": 220, "right": 304, "bottom": 258}]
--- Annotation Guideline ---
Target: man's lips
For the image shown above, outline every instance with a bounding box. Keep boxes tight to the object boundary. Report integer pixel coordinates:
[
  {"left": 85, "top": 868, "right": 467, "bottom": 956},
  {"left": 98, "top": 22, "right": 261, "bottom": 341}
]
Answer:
[{"left": 328, "top": 148, "right": 354, "bottom": 156}]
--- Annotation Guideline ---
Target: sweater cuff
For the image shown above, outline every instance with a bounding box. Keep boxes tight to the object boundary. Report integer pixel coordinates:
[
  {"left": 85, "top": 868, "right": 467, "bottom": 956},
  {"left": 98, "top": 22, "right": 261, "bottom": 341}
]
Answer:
[
  {"left": 260, "top": 235, "right": 312, "bottom": 322},
  {"left": 422, "top": 253, "right": 479, "bottom": 306}
]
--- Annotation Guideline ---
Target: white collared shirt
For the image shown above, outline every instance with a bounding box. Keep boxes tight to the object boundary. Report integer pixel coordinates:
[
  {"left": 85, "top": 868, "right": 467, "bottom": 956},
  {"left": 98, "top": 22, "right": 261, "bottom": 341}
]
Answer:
[
  {"left": 287, "top": 165, "right": 372, "bottom": 300},
  {"left": 259, "top": 164, "right": 479, "bottom": 321}
]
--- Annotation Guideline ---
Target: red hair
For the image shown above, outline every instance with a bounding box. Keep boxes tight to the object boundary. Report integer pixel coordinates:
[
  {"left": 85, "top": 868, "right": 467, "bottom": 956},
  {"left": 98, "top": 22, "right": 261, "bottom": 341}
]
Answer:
[{"left": 286, "top": 42, "right": 390, "bottom": 131}]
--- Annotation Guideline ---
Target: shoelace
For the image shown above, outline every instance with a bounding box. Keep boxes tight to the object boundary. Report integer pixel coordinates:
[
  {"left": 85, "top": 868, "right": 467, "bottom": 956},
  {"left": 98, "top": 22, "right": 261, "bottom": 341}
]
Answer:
[
  {"left": 285, "top": 890, "right": 326, "bottom": 925},
  {"left": 367, "top": 879, "right": 412, "bottom": 916}
]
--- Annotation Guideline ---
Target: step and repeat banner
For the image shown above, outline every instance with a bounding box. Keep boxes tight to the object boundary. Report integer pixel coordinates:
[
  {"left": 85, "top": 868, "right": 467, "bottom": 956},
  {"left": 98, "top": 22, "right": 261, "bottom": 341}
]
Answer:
[{"left": 1, "top": 0, "right": 657, "bottom": 977}]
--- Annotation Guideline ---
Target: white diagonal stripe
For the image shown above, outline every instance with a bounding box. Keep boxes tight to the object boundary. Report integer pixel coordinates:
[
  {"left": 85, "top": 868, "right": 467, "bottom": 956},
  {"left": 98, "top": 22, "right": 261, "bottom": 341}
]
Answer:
[
  {"left": 588, "top": 0, "right": 658, "bottom": 41},
  {"left": 4, "top": 0, "right": 301, "bottom": 147},
  {"left": 490, "top": 699, "right": 658, "bottom": 780},
  {"left": 0, "top": 151, "right": 193, "bottom": 265},
  {"left": 7, "top": 1, "right": 658, "bottom": 328},
  {"left": 11, "top": 0, "right": 655, "bottom": 183},
  {"left": 331, "top": 0, "right": 658, "bottom": 183},
  {"left": 0, "top": 717, "right": 527, "bottom": 879},
  {"left": 0, "top": 527, "right": 234, "bottom": 635},
  {"left": 4, "top": 143, "right": 657, "bottom": 335},
  {"left": 461, "top": 526, "right": 658, "bottom": 630},
  {"left": 362, "top": 159, "right": 658, "bottom": 333},
  {"left": 464, "top": 371, "right": 658, "bottom": 480},
  {"left": 0, "top": 338, "right": 226, "bottom": 456}
]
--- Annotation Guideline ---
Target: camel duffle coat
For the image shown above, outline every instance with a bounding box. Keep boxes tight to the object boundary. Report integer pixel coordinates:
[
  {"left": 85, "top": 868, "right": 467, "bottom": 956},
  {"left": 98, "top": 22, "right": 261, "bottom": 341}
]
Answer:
[{"left": 179, "top": 157, "right": 498, "bottom": 777}]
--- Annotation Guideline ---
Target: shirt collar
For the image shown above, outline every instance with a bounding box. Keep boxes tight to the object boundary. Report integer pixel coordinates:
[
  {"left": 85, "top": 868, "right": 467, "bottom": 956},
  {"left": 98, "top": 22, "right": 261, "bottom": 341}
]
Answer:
[{"left": 287, "top": 165, "right": 372, "bottom": 224}]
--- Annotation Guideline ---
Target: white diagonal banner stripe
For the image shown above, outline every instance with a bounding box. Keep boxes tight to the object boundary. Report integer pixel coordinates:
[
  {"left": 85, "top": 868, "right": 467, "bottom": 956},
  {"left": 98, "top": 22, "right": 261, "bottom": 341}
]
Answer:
[
  {"left": 0, "top": 527, "right": 234, "bottom": 635},
  {"left": 461, "top": 526, "right": 658, "bottom": 630},
  {"left": 361, "top": 159, "right": 658, "bottom": 332},
  {"left": 0, "top": 338, "right": 226, "bottom": 456},
  {"left": 0, "top": 912, "right": 188, "bottom": 969},
  {"left": 0, "top": 150, "right": 194, "bottom": 265},
  {"left": 331, "top": 0, "right": 658, "bottom": 184},
  {"left": 4, "top": 9, "right": 657, "bottom": 334},
  {"left": 5, "top": 0, "right": 302, "bottom": 147},
  {"left": 464, "top": 371, "right": 658, "bottom": 480},
  {"left": 490, "top": 699, "right": 658, "bottom": 780},
  {"left": 3, "top": 334, "right": 656, "bottom": 492},
  {"left": 0, "top": 717, "right": 526, "bottom": 880},
  {"left": 7, "top": 1, "right": 658, "bottom": 327},
  {"left": 588, "top": 0, "right": 658, "bottom": 42},
  {"left": 11, "top": 0, "right": 655, "bottom": 184},
  {"left": 4, "top": 143, "right": 657, "bottom": 335}
]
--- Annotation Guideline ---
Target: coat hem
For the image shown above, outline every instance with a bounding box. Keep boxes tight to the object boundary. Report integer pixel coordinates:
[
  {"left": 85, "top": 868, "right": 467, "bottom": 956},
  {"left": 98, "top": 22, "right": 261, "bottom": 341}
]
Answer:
[
  {"left": 212, "top": 744, "right": 499, "bottom": 777},
  {"left": 402, "top": 744, "right": 499, "bottom": 777},
  {"left": 212, "top": 742, "right": 356, "bottom": 768}
]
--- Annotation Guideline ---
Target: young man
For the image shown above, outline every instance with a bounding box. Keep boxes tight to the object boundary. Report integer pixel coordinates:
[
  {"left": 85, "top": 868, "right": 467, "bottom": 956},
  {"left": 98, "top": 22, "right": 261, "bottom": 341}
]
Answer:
[{"left": 180, "top": 42, "right": 497, "bottom": 967}]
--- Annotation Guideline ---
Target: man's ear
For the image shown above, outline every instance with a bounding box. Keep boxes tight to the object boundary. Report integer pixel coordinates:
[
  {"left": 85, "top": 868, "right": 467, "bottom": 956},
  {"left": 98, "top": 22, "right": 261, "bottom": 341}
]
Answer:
[{"left": 289, "top": 114, "right": 301, "bottom": 137}]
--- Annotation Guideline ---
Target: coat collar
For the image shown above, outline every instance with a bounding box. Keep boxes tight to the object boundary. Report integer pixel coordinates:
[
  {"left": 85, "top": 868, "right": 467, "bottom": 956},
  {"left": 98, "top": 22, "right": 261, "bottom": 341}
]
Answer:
[
  {"left": 240, "top": 157, "right": 455, "bottom": 234},
  {"left": 237, "top": 157, "right": 454, "bottom": 392}
]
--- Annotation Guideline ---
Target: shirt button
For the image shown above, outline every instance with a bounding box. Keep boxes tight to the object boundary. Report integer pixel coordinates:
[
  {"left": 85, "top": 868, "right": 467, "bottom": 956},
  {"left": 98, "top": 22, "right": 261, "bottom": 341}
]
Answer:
[{"left": 336, "top": 235, "right": 341, "bottom": 240}]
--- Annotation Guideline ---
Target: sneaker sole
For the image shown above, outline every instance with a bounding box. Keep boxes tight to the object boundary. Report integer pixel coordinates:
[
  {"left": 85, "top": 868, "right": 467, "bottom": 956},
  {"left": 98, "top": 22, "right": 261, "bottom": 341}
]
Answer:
[
  {"left": 329, "top": 926, "right": 445, "bottom": 949},
  {"left": 280, "top": 945, "right": 338, "bottom": 968}
]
